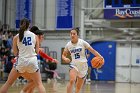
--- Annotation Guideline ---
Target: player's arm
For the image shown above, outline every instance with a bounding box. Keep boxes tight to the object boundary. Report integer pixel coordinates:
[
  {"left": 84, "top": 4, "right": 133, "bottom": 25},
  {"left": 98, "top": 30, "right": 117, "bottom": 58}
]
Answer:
[
  {"left": 39, "top": 50, "right": 54, "bottom": 62},
  {"left": 83, "top": 40, "right": 103, "bottom": 58},
  {"left": 35, "top": 35, "right": 39, "bottom": 54},
  {"left": 62, "top": 48, "right": 71, "bottom": 63},
  {"left": 87, "top": 46, "right": 103, "bottom": 58},
  {"left": 12, "top": 36, "right": 18, "bottom": 56}
]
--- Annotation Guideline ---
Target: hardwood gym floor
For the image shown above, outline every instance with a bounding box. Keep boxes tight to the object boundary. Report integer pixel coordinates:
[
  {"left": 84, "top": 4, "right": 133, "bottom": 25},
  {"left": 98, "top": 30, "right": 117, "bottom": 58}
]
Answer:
[{"left": 0, "top": 80, "right": 140, "bottom": 93}]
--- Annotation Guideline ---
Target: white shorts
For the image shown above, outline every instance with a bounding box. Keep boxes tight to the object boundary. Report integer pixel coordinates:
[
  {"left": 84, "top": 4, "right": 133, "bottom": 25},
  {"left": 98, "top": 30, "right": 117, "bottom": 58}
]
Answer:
[
  {"left": 14, "top": 56, "right": 39, "bottom": 73},
  {"left": 70, "top": 62, "right": 88, "bottom": 78}
]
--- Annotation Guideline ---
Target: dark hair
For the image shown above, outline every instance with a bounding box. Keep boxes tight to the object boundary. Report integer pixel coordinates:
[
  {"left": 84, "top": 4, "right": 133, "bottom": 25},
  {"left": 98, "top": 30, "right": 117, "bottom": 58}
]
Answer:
[
  {"left": 34, "top": 30, "right": 44, "bottom": 35},
  {"left": 19, "top": 18, "right": 30, "bottom": 42},
  {"left": 71, "top": 27, "right": 80, "bottom": 35},
  {"left": 30, "top": 26, "right": 44, "bottom": 35},
  {"left": 30, "top": 26, "right": 39, "bottom": 33}
]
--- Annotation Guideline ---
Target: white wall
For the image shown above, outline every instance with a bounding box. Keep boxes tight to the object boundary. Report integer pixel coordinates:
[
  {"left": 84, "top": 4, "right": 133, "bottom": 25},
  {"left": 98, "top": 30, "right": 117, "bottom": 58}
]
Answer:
[
  {"left": 131, "top": 43, "right": 140, "bottom": 83},
  {"left": 116, "top": 42, "right": 140, "bottom": 83},
  {"left": 6, "top": 0, "right": 16, "bottom": 28},
  {"left": 34, "top": 0, "right": 45, "bottom": 28},
  {"left": 0, "top": 0, "right": 3, "bottom": 25},
  {"left": 116, "top": 43, "right": 131, "bottom": 82},
  {"left": 41, "top": 39, "right": 70, "bottom": 80},
  {"left": 46, "top": 0, "right": 56, "bottom": 30},
  {"left": 74, "top": 0, "right": 80, "bottom": 27}
]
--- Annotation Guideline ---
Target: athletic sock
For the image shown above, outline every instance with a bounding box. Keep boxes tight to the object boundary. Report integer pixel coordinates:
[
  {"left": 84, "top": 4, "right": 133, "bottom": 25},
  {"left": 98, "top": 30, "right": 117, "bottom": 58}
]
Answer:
[{"left": 20, "top": 90, "right": 25, "bottom": 93}]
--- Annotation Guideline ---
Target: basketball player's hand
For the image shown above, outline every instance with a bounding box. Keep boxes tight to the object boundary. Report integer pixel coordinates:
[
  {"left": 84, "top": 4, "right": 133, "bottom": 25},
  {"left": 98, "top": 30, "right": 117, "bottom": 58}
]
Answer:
[
  {"left": 63, "top": 58, "right": 71, "bottom": 63},
  {"left": 97, "top": 56, "right": 104, "bottom": 68},
  {"left": 52, "top": 59, "right": 58, "bottom": 63},
  {"left": 98, "top": 56, "right": 104, "bottom": 61},
  {"left": 39, "top": 48, "right": 44, "bottom": 52},
  {"left": 46, "top": 59, "right": 49, "bottom": 62},
  {"left": 11, "top": 57, "right": 17, "bottom": 64},
  {"left": 99, "top": 56, "right": 104, "bottom": 61}
]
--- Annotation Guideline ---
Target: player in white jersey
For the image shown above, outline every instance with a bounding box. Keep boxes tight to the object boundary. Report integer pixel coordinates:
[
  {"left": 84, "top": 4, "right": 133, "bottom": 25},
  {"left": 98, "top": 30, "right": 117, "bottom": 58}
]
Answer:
[
  {"left": 66, "top": 38, "right": 90, "bottom": 78},
  {"left": 15, "top": 30, "right": 39, "bottom": 73},
  {"left": 62, "top": 27, "right": 104, "bottom": 93},
  {"left": 20, "top": 26, "right": 58, "bottom": 93},
  {"left": 0, "top": 18, "right": 46, "bottom": 93}
]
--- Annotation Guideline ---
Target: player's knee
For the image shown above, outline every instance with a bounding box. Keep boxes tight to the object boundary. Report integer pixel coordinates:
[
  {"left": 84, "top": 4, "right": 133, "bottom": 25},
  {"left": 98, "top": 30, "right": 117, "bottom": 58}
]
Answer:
[
  {"left": 34, "top": 81, "right": 43, "bottom": 87},
  {"left": 69, "top": 79, "right": 75, "bottom": 85}
]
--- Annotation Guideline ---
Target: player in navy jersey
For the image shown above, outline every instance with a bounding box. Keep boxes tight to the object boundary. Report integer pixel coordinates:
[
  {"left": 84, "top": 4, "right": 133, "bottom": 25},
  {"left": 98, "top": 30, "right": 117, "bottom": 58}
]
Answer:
[{"left": 62, "top": 27, "right": 104, "bottom": 93}]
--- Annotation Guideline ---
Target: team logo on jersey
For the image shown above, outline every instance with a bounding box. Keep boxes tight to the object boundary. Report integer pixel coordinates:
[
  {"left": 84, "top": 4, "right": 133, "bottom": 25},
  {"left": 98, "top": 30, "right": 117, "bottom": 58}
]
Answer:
[{"left": 70, "top": 48, "right": 82, "bottom": 53}]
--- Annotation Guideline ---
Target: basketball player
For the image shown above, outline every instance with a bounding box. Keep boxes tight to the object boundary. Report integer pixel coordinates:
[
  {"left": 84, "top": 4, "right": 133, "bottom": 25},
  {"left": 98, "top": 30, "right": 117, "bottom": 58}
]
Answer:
[
  {"left": 0, "top": 25, "right": 58, "bottom": 93},
  {"left": 0, "top": 18, "right": 46, "bottom": 93},
  {"left": 20, "top": 26, "right": 58, "bottom": 93},
  {"left": 62, "top": 27, "right": 104, "bottom": 93}
]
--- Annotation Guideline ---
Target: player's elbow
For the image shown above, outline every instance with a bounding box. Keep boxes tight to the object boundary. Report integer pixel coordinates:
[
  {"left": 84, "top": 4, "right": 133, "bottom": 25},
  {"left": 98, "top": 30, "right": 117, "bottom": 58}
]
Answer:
[
  {"left": 62, "top": 55, "right": 66, "bottom": 60},
  {"left": 35, "top": 49, "right": 39, "bottom": 54}
]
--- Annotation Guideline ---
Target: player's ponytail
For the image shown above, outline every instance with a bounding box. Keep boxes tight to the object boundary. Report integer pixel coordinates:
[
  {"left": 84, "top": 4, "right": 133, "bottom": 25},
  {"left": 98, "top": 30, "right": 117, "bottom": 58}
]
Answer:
[{"left": 19, "top": 18, "right": 30, "bottom": 42}]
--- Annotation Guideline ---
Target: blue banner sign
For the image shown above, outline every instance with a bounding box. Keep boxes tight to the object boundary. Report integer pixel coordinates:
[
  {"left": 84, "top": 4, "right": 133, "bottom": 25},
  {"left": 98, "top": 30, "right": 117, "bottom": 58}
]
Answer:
[
  {"left": 56, "top": 0, "right": 74, "bottom": 30},
  {"left": 16, "top": 0, "right": 32, "bottom": 28},
  {"left": 104, "top": 0, "right": 140, "bottom": 19},
  {"left": 104, "top": 8, "right": 140, "bottom": 19}
]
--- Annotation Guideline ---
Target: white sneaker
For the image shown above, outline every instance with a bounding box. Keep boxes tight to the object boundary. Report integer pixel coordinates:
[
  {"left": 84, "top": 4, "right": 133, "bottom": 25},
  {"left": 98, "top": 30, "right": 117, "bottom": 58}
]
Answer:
[
  {"left": 56, "top": 76, "right": 61, "bottom": 79},
  {"left": 87, "top": 78, "right": 91, "bottom": 82},
  {"left": 22, "top": 79, "right": 27, "bottom": 84},
  {"left": 47, "top": 78, "right": 51, "bottom": 83},
  {"left": 86, "top": 78, "right": 91, "bottom": 82},
  {"left": 86, "top": 81, "right": 91, "bottom": 84}
]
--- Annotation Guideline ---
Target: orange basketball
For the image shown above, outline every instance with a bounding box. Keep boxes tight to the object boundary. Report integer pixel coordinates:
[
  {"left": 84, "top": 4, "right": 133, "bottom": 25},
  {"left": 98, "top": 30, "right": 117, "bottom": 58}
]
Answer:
[{"left": 91, "top": 57, "right": 104, "bottom": 68}]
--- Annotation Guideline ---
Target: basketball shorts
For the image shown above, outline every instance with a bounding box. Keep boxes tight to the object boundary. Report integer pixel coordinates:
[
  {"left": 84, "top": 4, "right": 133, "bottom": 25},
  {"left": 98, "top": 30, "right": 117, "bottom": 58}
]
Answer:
[
  {"left": 70, "top": 62, "right": 88, "bottom": 78},
  {"left": 14, "top": 56, "right": 39, "bottom": 73}
]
